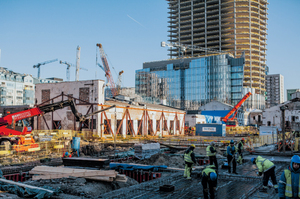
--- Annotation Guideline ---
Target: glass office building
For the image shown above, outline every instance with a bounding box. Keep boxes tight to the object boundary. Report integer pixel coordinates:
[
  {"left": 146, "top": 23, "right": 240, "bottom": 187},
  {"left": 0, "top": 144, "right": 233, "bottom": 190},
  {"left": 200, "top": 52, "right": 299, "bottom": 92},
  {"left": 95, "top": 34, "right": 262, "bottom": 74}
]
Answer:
[{"left": 136, "top": 54, "right": 245, "bottom": 110}]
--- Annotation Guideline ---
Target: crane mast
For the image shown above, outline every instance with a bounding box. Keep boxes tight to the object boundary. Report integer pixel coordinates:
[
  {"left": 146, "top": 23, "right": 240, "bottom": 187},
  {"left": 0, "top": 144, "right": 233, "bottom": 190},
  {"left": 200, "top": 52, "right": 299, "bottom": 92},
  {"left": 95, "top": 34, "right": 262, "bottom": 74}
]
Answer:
[
  {"left": 75, "top": 46, "right": 81, "bottom": 81},
  {"left": 96, "top": 43, "right": 118, "bottom": 97}
]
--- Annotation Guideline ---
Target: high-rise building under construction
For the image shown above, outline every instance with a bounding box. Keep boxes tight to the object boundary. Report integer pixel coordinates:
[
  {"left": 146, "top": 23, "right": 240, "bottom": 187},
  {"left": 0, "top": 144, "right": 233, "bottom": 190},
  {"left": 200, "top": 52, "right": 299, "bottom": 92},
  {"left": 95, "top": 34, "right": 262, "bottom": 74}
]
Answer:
[{"left": 167, "top": 0, "right": 268, "bottom": 96}]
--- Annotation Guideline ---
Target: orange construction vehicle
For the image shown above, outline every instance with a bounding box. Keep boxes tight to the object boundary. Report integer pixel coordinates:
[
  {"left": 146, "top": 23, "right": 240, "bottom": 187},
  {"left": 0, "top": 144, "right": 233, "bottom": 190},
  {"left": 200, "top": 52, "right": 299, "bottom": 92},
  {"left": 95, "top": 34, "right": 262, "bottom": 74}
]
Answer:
[
  {"left": 0, "top": 100, "right": 83, "bottom": 152},
  {"left": 0, "top": 100, "right": 116, "bottom": 152},
  {"left": 221, "top": 92, "right": 252, "bottom": 127}
]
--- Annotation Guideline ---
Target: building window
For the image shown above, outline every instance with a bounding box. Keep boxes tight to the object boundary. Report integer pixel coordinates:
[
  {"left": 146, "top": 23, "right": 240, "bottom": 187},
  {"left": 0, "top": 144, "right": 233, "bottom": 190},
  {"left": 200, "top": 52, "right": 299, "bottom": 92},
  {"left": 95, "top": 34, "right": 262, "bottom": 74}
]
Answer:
[
  {"left": 79, "top": 88, "right": 89, "bottom": 103},
  {"left": 267, "top": 121, "right": 271, "bottom": 126},
  {"left": 41, "top": 89, "right": 50, "bottom": 104}
]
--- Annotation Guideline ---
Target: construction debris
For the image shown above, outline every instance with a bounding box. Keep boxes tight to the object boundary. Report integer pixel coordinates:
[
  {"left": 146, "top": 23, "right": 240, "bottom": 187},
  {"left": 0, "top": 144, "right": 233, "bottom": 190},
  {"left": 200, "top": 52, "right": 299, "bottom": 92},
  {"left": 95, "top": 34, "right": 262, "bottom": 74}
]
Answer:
[{"left": 134, "top": 143, "right": 160, "bottom": 159}]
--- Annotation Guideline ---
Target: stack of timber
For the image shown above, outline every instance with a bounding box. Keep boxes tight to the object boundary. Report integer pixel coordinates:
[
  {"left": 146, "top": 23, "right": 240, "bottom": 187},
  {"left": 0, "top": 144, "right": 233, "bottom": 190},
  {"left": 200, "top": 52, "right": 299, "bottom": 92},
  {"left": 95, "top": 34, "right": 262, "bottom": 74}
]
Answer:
[{"left": 29, "top": 166, "right": 127, "bottom": 182}]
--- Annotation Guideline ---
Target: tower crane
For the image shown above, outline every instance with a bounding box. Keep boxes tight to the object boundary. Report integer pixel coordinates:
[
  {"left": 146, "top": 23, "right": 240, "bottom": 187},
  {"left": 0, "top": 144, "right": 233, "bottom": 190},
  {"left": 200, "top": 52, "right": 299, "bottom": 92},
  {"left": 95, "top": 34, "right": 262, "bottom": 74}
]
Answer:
[
  {"left": 75, "top": 46, "right": 81, "bottom": 81},
  {"left": 96, "top": 43, "right": 118, "bottom": 97},
  {"left": 161, "top": 41, "right": 226, "bottom": 58},
  {"left": 33, "top": 59, "right": 58, "bottom": 79},
  {"left": 60, "top": 61, "right": 88, "bottom": 81},
  {"left": 97, "top": 63, "right": 123, "bottom": 90},
  {"left": 117, "top": 70, "right": 124, "bottom": 94}
]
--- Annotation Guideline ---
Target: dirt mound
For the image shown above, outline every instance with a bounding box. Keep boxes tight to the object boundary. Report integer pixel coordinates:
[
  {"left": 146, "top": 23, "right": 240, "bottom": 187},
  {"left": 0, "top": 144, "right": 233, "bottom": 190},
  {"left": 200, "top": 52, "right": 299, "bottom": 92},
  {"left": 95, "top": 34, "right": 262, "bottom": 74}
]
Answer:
[
  {"left": 125, "top": 153, "right": 185, "bottom": 168},
  {"left": 25, "top": 176, "right": 139, "bottom": 198}
]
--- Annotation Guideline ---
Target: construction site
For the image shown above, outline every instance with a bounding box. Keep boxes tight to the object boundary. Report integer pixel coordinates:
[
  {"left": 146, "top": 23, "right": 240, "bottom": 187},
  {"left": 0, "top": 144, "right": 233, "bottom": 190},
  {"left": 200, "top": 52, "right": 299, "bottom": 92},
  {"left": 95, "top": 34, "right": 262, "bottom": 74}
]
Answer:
[
  {"left": 0, "top": 40, "right": 298, "bottom": 199},
  {"left": 0, "top": 0, "right": 298, "bottom": 197},
  {"left": 0, "top": 53, "right": 298, "bottom": 199}
]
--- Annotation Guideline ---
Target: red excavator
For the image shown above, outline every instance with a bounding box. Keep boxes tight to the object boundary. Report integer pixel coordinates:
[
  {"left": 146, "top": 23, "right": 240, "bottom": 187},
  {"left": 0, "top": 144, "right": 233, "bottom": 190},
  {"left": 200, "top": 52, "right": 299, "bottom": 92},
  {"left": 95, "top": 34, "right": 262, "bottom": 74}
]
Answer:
[
  {"left": 0, "top": 100, "right": 115, "bottom": 152},
  {"left": 221, "top": 92, "right": 252, "bottom": 127}
]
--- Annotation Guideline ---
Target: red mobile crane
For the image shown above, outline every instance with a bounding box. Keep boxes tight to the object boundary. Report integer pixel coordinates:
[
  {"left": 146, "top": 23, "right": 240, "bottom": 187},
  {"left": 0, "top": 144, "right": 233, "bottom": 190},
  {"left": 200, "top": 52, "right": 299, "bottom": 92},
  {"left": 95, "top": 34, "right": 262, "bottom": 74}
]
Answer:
[
  {"left": 221, "top": 92, "right": 252, "bottom": 127},
  {"left": 0, "top": 100, "right": 115, "bottom": 152},
  {"left": 96, "top": 43, "right": 118, "bottom": 97}
]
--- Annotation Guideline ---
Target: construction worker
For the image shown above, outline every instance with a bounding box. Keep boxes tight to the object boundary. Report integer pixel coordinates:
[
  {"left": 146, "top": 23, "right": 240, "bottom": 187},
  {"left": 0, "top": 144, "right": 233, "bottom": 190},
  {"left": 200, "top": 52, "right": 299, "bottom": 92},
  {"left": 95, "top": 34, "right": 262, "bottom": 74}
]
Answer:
[
  {"left": 63, "top": 152, "right": 71, "bottom": 158},
  {"left": 202, "top": 165, "right": 218, "bottom": 199},
  {"left": 184, "top": 144, "right": 196, "bottom": 180},
  {"left": 206, "top": 141, "right": 218, "bottom": 171},
  {"left": 278, "top": 155, "right": 300, "bottom": 198},
  {"left": 237, "top": 138, "right": 245, "bottom": 164},
  {"left": 251, "top": 156, "right": 278, "bottom": 193},
  {"left": 227, "top": 140, "right": 238, "bottom": 174}
]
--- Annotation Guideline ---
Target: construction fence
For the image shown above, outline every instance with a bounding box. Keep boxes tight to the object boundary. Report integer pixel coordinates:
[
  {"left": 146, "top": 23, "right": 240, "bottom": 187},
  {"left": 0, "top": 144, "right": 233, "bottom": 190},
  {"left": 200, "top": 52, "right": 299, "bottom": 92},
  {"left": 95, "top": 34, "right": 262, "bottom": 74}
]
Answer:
[{"left": 0, "top": 129, "right": 282, "bottom": 166}]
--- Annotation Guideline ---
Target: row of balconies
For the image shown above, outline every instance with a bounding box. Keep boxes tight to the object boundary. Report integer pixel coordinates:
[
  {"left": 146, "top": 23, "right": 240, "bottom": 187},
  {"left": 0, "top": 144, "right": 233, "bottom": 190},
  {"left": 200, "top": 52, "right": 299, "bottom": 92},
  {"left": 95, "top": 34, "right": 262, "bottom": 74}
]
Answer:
[{"left": 169, "top": 14, "right": 267, "bottom": 27}]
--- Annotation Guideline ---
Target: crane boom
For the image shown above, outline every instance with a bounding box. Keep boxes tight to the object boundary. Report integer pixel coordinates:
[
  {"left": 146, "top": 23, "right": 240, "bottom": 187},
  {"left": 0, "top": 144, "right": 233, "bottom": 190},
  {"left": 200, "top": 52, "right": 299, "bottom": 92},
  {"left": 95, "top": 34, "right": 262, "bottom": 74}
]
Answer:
[
  {"left": 222, "top": 92, "right": 252, "bottom": 125},
  {"left": 33, "top": 59, "right": 58, "bottom": 79},
  {"left": 60, "top": 60, "right": 88, "bottom": 81},
  {"left": 96, "top": 43, "right": 118, "bottom": 97}
]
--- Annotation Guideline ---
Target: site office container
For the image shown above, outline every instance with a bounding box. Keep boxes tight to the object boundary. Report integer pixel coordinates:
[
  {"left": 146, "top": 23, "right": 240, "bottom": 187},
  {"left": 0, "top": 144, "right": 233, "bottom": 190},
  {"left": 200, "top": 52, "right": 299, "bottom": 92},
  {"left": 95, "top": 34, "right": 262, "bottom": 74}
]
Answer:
[{"left": 195, "top": 123, "right": 226, "bottom": 137}]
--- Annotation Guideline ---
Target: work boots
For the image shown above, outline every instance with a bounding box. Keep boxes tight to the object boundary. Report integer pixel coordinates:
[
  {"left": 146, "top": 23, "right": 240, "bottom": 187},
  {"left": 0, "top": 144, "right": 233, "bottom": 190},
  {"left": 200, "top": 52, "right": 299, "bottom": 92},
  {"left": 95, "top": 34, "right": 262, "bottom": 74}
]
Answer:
[{"left": 259, "top": 186, "right": 268, "bottom": 192}]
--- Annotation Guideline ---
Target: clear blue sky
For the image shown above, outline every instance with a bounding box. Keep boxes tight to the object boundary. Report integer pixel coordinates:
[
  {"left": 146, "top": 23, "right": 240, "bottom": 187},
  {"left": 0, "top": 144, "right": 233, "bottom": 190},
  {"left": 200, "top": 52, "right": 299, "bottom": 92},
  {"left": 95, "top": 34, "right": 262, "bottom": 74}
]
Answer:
[{"left": 0, "top": 0, "right": 299, "bottom": 100}]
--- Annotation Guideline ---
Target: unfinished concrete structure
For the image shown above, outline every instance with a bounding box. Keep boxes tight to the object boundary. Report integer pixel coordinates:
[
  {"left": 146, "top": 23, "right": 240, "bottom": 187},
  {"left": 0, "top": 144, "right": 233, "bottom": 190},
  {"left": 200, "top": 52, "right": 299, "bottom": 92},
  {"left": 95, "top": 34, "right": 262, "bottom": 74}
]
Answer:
[
  {"left": 34, "top": 80, "right": 185, "bottom": 137},
  {"left": 167, "top": 0, "right": 268, "bottom": 96},
  {"left": 266, "top": 74, "right": 284, "bottom": 108}
]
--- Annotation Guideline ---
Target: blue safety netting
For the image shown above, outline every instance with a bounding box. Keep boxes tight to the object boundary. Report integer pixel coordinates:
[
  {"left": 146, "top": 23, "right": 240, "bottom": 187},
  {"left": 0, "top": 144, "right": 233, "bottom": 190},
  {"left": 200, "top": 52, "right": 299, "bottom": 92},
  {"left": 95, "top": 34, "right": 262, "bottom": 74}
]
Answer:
[{"left": 110, "top": 163, "right": 167, "bottom": 171}]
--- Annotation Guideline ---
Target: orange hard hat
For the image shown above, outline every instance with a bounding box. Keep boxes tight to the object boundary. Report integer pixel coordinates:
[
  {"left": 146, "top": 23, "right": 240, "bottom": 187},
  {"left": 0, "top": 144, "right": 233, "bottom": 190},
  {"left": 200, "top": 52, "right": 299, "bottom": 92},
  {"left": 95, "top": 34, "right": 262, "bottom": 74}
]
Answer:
[{"left": 241, "top": 138, "right": 245, "bottom": 141}]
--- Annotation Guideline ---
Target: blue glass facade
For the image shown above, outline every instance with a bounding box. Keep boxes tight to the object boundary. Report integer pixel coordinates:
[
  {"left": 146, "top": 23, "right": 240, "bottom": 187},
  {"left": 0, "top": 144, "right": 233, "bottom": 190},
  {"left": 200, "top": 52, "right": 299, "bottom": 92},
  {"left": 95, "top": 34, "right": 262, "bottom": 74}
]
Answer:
[{"left": 135, "top": 54, "right": 244, "bottom": 110}]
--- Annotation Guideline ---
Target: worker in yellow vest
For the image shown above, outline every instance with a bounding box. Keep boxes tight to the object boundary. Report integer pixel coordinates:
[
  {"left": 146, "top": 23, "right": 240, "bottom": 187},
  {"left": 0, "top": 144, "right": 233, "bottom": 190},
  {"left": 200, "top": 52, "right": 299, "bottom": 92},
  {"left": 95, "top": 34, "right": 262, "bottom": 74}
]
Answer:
[
  {"left": 251, "top": 156, "right": 278, "bottom": 193},
  {"left": 202, "top": 165, "right": 218, "bottom": 199},
  {"left": 237, "top": 138, "right": 245, "bottom": 164},
  {"left": 278, "top": 155, "right": 300, "bottom": 198},
  {"left": 184, "top": 144, "right": 196, "bottom": 180},
  {"left": 206, "top": 141, "right": 218, "bottom": 171}
]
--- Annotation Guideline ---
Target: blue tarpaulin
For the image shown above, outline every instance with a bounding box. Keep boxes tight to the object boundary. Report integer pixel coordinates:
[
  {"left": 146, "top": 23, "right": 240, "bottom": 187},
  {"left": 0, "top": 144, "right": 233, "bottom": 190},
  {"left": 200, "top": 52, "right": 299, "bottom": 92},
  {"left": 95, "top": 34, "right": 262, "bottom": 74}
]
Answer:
[
  {"left": 202, "top": 110, "right": 231, "bottom": 124},
  {"left": 0, "top": 169, "right": 59, "bottom": 199},
  {"left": 110, "top": 163, "right": 167, "bottom": 171}
]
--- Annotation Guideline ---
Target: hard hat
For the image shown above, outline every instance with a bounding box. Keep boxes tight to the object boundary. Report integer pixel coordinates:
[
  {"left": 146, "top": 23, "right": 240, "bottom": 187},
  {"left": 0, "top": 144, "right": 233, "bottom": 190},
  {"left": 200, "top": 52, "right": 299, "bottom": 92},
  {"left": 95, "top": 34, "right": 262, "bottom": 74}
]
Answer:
[
  {"left": 210, "top": 172, "right": 217, "bottom": 181},
  {"left": 65, "top": 152, "right": 69, "bottom": 156},
  {"left": 251, "top": 157, "right": 256, "bottom": 164},
  {"left": 230, "top": 140, "right": 234, "bottom": 144},
  {"left": 291, "top": 155, "right": 300, "bottom": 164},
  {"left": 191, "top": 144, "right": 196, "bottom": 148},
  {"left": 241, "top": 138, "right": 245, "bottom": 141},
  {"left": 210, "top": 141, "right": 215, "bottom": 145}
]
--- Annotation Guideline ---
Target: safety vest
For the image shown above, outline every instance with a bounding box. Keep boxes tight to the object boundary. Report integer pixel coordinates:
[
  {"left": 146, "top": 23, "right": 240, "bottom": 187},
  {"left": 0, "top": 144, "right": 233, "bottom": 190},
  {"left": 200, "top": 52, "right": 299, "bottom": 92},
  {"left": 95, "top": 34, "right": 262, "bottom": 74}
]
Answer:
[
  {"left": 202, "top": 167, "right": 216, "bottom": 179},
  {"left": 239, "top": 141, "right": 244, "bottom": 150},
  {"left": 184, "top": 150, "right": 194, "bottom": 163},
  {"left": 284, "top": 169, "right": 300, "bottom": 197},
  {"left": 206, "top": 145, "right": 216, "bottom": 156},
  {"left": 256, "top": 156, "right": 274, "bottom": 172}
]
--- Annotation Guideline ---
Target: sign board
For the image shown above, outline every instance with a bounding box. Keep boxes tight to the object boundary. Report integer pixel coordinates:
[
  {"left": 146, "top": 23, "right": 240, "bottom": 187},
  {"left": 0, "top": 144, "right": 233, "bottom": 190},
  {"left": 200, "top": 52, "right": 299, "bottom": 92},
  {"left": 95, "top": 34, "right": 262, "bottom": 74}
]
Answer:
[{"left": 202, "top": 127, "right": 216, "bottom": 132}]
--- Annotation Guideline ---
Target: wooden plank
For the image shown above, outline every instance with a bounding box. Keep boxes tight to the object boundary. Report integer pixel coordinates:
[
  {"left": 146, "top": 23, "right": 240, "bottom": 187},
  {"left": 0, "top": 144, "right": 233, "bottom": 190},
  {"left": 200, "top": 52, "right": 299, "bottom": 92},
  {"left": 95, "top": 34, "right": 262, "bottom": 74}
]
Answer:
[
  {"left": 0, "top": 178, "right": 54, "bottom": 193},
  {"left": 84, "top": 176, "right": 114, "bottom": 182},
  {"left": 30, "top": 166, "right": 116, "bottom": 176},
  {"left": 32, "top": 171, "right": 117, "bottom": 180}
]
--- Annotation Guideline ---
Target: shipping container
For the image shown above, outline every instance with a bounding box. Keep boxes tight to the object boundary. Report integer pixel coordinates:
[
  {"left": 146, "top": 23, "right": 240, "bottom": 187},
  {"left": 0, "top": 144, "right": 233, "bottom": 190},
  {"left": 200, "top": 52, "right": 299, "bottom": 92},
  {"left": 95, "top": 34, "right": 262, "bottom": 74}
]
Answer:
[{"left": 195, "top": 123, "right": 226, "bottom": 137}]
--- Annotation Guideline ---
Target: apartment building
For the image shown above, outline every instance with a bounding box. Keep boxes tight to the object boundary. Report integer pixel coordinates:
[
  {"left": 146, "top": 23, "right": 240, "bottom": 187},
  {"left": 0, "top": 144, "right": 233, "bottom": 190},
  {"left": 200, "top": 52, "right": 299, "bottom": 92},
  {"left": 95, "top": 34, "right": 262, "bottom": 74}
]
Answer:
[
  {"left": 0, "top": 67, "right": 61, "bottom": 106},
  {"left": 266, "top": 74, "right": 284, "bottom": 108}
]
